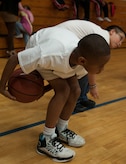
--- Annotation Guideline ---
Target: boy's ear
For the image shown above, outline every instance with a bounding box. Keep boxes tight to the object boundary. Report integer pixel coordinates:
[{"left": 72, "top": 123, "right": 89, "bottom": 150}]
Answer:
[
  {"left": 109, "top": 29, "right": 115, "bottom": 35},
  {"left": 78, "top": 56, "right": 87, "bottom": 65}
]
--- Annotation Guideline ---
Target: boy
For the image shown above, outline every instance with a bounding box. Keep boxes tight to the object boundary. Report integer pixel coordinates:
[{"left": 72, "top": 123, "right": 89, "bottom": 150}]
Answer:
[
  {"left": 0, "top": 27, "right": 110, "bottom": 162},
  {"left": 56, "top": 20, "right": 126, "bottom": 112}
]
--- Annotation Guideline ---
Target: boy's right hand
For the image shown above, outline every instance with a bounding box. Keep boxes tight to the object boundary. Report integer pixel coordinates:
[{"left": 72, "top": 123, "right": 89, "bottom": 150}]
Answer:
[
  {"left": 0, "top": 54, "right": 19, "bottom": 101},
  {"left": 0, "top": 87, "right": 16, "bottom": 101}
]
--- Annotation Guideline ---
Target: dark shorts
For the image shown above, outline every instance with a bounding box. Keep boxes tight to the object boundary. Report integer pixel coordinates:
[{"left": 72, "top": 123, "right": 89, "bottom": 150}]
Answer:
[{"left": 0, "top": 11, "right": 18, "bottom": 22}]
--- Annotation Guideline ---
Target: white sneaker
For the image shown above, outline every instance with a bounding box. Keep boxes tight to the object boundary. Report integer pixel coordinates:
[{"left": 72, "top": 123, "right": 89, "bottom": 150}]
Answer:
[
  {"left": 104, "top": 17, "right": 112, "bottom": 22},
  {"left": 15, "top": 34, "right": 23, "bottom": 38},
  {"left": 97, "top": 17, "right": 104, "bottom": 21},
  {"left": 58, "top": 128, "right": 85, "bottom": 147},
  {"left": 37, "top": 133, "right": 75, "bottom": 162}
]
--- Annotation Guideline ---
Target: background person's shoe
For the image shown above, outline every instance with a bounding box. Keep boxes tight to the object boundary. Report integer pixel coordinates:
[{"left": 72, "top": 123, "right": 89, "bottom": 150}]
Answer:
[
  {"left": 74, "top": 104, "right": 88, "bottom": 113},
  {"left": 81, "top": 99, "right": 96, "bottom": 108},
  {"left": 104, "top": 17, "right": 112, "bottom": 22},
  {"left": 6, "top": 50, "right": 17, "bottom": 56},
  {"left": 97, "top": 17, "right": 104, "bottom": 21},
  {"left": 15, "top": 34, "right": 23, "bottom": 38}
]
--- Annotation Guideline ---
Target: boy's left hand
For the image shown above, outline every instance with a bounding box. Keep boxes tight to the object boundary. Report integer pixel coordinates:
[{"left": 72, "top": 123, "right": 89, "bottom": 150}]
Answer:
[{"left": 89, "top": 86, "right": 99, "bottom": 99}]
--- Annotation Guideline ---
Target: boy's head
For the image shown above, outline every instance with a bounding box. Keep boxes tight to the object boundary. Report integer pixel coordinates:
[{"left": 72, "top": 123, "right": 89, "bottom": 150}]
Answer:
[
  {"left": 106, "top": 25, "right": 126, "bottom": 48},
  {"left": 76, "top": 34, "right": 110, "bottom": 74}
]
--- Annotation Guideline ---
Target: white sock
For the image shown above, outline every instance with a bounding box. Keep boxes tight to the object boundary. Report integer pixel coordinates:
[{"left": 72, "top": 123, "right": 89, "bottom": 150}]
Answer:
[
  {"left": 57, "top": 118, "right": 69, "bottom": 132},
  {"left": 43, "top": 126, "right": 56, "bottom": 137}
]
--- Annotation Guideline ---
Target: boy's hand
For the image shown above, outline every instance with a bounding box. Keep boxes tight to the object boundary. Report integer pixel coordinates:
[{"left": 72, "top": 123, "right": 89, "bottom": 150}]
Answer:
[
  {"left": 0, "top": 54, "right": 19, "bottom": 101},
  {"left": 0, "top": 87, "right": 16, "bottom": 101},
  {"left": 89, "top": 86, "right": 99, "bottom": 99}
]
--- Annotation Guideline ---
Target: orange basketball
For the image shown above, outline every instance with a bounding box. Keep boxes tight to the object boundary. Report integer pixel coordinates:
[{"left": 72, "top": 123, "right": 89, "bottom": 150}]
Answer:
[{"left": 8, "top": 68, "right": 44, "bottom": 103}]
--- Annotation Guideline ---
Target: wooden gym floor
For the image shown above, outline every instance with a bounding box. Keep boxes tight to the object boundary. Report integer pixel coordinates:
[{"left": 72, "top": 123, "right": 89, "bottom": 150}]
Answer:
[{"left": 0, "top": 48, "right": 126, "bottom": 164}]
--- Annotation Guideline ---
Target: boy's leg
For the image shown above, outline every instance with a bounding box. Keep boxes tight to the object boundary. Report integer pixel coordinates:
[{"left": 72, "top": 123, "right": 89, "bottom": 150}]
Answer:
[
  {"left": 45, "top": 78, "right": 71, "bottom": 127},
  {"left": 37, "top": 78, "right": 75, "bottom": 162},
  {"left": 59, "top": 75, "right": 81, "bottom": 120},
  {"left": 56, "top": 76, "right": 85, "bottom": 147}
]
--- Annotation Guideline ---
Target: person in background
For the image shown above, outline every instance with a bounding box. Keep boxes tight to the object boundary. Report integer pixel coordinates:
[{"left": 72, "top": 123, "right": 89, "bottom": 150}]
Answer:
[
  {"left": 56, "top": 20, "right": 126, "bottom": 112},
  {"left": 52, "top": 0, "right": 69, "bottom": 10},
  {"left": 73, "top": 0, "right": 90, "bottom": 20},
  {"left": 0, "top": 0, "right": 23, "bottom": 56},
  {"left": 91, "top": 0, "right": 111, "bottom": 22},
  {"left": 15, "top": 5, "right": 34, "bottom": 45}
]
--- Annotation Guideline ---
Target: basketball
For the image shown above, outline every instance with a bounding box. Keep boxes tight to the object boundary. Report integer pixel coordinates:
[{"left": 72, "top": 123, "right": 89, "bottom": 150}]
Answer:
[{"left": 8, "top": 68, "right": 44, "bottom": 103}]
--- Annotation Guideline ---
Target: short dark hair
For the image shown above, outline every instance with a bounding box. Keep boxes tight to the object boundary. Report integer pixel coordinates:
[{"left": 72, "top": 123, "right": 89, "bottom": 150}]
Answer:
[
  {"left": 106, "top": 25, "right": 126, "bottom": 36},
  {"left": 78, "top": 34, "right": 110, "bottom": 60}
]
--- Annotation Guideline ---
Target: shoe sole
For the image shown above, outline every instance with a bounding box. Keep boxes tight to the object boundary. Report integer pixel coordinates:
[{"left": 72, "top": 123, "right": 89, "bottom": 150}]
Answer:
[{"left": 36, "top": 149, "right": 74, "bottom": 163}]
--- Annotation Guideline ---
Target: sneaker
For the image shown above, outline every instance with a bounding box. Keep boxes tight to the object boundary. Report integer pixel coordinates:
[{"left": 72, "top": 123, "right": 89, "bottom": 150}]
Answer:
[
  {"left": 80, "top": 99, "right": 96, "bottom": 108},
  {"left": 37, "top": 133, "right": 75, "bottom": 162},
  {"left": 74, "top": 104, "right": 88, "bottom": 113},
  {"left": 57, "top": 128, "right": 85, "bottom": 147},
  {"left": 15, "top": 34, "right": 23, "bottom": 38},
  {"left": 104, "top": 17, "right": 112, "bottom": 22},
  {"left": 6, "top": 50, "right": 17, "bottom": 56},
  {"left": 97, "top": 17, "right": 104, "bottom": 21}
]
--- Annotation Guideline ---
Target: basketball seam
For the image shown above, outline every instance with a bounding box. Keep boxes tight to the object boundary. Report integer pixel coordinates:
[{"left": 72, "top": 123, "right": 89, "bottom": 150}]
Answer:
[
  {"left": 9, "top": 87, "right": 42, "bottom": 96},
  {"left": 13, "top": 77, "right": 43, "bottom": 87}
]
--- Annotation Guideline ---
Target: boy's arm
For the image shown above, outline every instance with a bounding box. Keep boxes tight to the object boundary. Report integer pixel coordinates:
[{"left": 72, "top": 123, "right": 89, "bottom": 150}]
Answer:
[
  {"left": 88, "top": 73, "right": 99, "bottom": 99},
  {"left": 0, "top": 55, "right": 19, "bottom": 100}
]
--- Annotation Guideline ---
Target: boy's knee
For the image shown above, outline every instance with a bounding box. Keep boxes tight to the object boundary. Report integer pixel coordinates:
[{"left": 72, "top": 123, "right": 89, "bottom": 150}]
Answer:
[
  {"left": 71, "top": 85, "right": 81, "bottom": 99},
  {"left": 57, "top": 84, "right": 70, "bottom": 98}
]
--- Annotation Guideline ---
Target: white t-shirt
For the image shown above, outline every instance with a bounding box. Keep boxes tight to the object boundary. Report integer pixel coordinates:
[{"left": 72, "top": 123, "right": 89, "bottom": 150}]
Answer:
[
  {"left": 56, "top": 20, "right": 110, "bottom": 78},
  {"left": 56, "top": 20, "right": 110, "bottom": 44},
  {"left": 18, "top": 27, "right": 87, "bottom": 80}
]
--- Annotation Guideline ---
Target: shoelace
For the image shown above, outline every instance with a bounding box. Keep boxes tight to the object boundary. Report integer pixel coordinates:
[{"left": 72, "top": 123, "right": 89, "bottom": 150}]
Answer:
[
  {"left": 62, "top": 129, "right": 77, "bottom": 139},
  {"left": 52, "top": 138, "right": 64, "bottom": 152}
]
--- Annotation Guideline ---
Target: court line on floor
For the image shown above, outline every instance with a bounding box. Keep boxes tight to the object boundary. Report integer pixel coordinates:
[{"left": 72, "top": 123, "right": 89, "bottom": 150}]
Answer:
[{"left": 0, "top": 96, "right": 126, "bottom": 137}]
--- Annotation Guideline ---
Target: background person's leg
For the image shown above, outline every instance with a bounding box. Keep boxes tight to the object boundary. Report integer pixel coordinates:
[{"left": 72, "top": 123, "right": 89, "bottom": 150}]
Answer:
[
  {"left": 5, "top": 22, "right": 16, "bottom": 55},
  {"left": 75, "top": 75, "right": 95, "bottom": 112}
]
